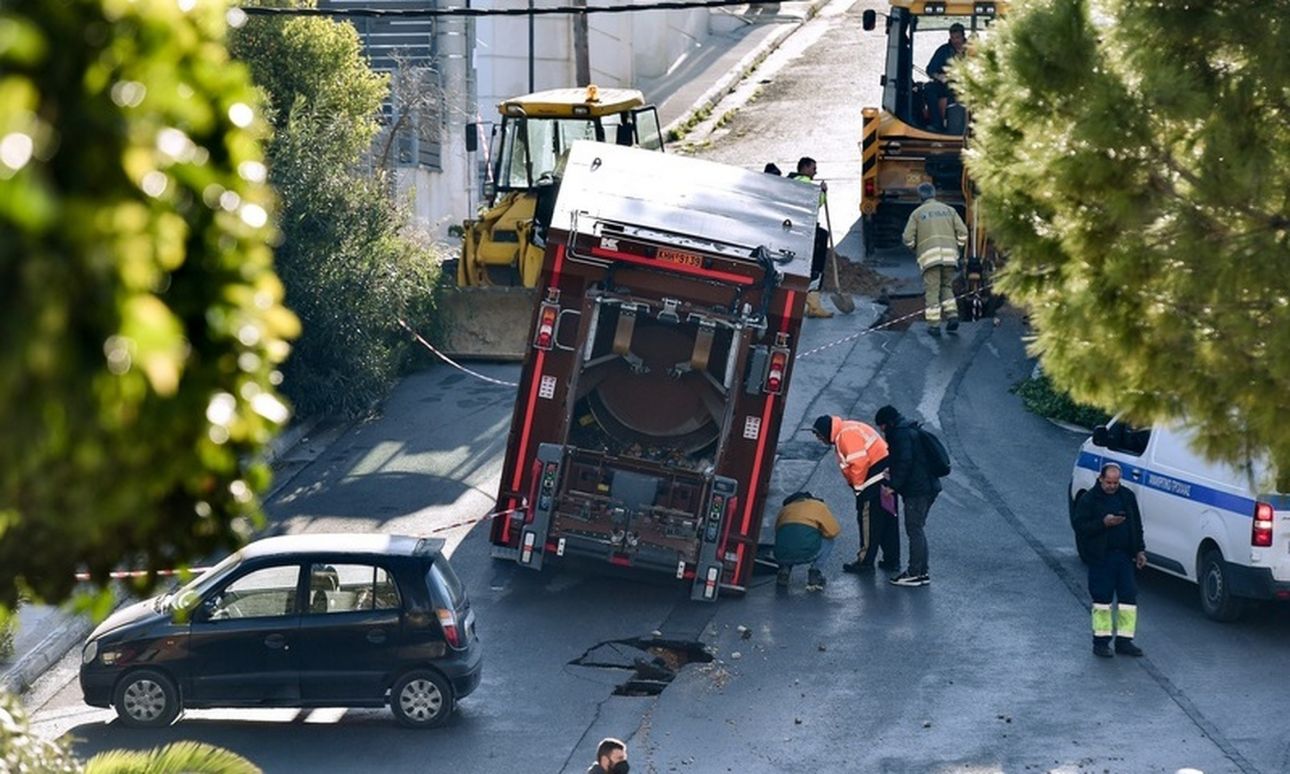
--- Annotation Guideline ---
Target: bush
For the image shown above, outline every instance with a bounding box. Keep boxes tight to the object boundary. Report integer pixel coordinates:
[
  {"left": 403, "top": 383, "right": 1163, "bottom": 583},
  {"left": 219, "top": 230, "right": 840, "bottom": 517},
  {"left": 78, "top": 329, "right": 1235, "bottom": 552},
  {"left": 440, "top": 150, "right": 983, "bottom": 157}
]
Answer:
[{"left": 1013, "top": 372, "right": 1111, "bottom": 430}]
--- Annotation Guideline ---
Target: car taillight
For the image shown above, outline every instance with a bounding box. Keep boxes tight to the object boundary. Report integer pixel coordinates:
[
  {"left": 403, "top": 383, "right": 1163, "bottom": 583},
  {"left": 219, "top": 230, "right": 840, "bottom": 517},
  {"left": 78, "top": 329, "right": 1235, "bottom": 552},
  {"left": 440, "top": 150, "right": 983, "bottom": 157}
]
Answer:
[
  {"left": 534, "top": 303, "right": 558, "bottom": 350},
  {"left": 1252, "top": 501, "right": 1274, "bottom": 547},
  {"left": 764, "top": 348, "right": 788, "bottom": 395},
  {"left": 437, "top": 607, "right": 463, "bottom": 650}
]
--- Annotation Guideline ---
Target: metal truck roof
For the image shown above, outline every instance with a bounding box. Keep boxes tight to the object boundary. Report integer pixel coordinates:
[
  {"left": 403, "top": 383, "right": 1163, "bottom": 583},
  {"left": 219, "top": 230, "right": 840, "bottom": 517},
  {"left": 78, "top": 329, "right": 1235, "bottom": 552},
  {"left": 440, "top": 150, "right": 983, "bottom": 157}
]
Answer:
[
  {"left": 551, "top": 141, "right": 818, "bottom": 278},
  {"left": 498, "top": 87, "right": 645, "bottom": 118}
]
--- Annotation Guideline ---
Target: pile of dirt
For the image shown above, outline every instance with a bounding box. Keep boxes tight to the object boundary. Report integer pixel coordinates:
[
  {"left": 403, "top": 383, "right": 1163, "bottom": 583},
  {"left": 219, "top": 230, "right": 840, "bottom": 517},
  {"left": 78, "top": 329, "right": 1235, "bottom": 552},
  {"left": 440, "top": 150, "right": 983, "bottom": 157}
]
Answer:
[{"left": 832, "top": 258, "right": 892, "bottom": 297}]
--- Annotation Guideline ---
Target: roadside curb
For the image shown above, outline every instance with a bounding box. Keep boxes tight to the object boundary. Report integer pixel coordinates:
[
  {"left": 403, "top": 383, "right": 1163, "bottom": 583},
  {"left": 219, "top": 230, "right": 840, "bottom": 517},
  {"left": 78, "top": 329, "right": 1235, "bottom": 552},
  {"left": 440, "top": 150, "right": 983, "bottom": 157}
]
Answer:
[
  {"left": 661, "top": 0, "right": 828, "bottom": 141},
  {"left": 1, "top": 417, "right": 322, "bottom": 697}
]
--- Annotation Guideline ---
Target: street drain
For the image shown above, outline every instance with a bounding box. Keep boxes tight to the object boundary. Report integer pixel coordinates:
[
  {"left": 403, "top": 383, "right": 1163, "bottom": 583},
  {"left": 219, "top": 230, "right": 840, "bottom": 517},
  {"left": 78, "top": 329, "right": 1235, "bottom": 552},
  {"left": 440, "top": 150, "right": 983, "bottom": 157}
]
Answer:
[{"left": 568, "top": 637, "right": 714, "bottom": 697}]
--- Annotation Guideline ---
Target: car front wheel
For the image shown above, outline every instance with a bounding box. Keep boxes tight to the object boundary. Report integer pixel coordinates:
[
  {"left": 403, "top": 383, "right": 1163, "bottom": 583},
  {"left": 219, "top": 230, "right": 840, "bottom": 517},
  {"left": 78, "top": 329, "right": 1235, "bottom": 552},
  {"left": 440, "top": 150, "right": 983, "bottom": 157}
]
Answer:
[
  {"left": 1198, "top": 548, "right": 1245, "bottom": 622},
  {"left": 391, "top": 670, "right": 454, "bottom": 729},
  {"left": 113, "top": 668, "right": 180, "bottom": 727}
]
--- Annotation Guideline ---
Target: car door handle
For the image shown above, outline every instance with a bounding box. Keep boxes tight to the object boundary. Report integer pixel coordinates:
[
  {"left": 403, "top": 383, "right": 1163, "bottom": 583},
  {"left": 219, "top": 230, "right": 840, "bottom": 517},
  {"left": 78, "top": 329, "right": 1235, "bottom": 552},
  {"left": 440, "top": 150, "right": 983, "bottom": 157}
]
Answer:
[
  {"left": 264, "top": 633, "right": 288, "bottom": 650},
  {"left": 366, "top": 629, "right": 387, "bottom": 645}
]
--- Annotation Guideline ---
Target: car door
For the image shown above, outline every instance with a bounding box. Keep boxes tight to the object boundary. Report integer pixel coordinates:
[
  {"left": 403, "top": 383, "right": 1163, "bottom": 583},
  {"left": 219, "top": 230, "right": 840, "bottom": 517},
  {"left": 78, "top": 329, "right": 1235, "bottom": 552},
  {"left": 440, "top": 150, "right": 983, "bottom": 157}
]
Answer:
[
  {"left": 295, "top": 561, "right": 404, "bottom": 703},
  {"left": 186, "top": 562, "right": 303, "bottom": 704}
]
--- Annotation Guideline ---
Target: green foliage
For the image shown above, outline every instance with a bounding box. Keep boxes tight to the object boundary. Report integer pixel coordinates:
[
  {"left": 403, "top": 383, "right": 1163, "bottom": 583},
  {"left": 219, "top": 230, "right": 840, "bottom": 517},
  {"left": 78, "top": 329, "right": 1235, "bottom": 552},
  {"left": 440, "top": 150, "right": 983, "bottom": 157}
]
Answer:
[
  {"left": 229, "top": 7, "right": 440, "bottom": 418},
  {"left": 0, "top": 692, "right": 80, "bottom": 773},
  {"left": 0, "top": 0, "right": 299, "bottom": 611},
  {"left": 958, "top": 0, "right": 1290, "bottom": 488},
  {"left": 85, "top": 742, "right": 261, "bottom": 774},
  {"left": 1014, "top": 372, "right": 1111, "bottom": 430}
]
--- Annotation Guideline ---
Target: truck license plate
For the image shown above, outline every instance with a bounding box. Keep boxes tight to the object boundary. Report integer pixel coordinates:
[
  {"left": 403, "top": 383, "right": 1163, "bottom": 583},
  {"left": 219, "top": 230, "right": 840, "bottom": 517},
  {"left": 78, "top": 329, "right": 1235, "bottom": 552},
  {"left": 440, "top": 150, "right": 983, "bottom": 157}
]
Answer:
[{"left": 655, "top": 248, "right": 702, "bottom": 268}]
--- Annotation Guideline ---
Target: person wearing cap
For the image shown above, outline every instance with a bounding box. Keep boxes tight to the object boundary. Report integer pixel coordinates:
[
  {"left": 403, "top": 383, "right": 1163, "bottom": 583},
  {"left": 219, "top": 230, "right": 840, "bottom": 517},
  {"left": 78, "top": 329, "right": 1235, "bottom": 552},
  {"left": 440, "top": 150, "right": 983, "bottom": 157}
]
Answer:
[
  {"left": 925, "top": 22, "right": 967, "bottom": 130},
  {"left": 773, "top": 491, "right": 841, "bottom": 592},
  {"left": 1071, "top": 462, "right": 1148, "bottom": 658},
  {"left": 810, "top": 415, "right": 897, "bottom": 573},
  {"left": 903, "top": 182, "right": 968, "bottom": 337},
  {"left": 874, "top": 405, "right": 940, "bottom": 587}
]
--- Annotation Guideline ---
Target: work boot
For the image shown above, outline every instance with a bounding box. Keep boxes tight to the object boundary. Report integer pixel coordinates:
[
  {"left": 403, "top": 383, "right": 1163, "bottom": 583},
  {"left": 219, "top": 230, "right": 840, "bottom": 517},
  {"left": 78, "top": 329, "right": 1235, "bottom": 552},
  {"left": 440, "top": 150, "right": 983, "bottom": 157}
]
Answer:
[
  {"left": 1115, "top": 638, "right": 1144, "bottom": 657},
  {"left": 946, "top": 319, "right": 960, "bottom": 333},
  {"left": 806, "top": 568, "right": 826, "bottom": 591},
  {"left": 1092, "top": 639, "right": 1114, "bottom": 658},
  {"left": 805, "top": 291, "right": 834, "bottom": 319},
  {"left": 927, "top": 324, "right": 941, "bottom": 337},
  {"left": 776, "top": 568, "right": 791, "bottom": 588}
]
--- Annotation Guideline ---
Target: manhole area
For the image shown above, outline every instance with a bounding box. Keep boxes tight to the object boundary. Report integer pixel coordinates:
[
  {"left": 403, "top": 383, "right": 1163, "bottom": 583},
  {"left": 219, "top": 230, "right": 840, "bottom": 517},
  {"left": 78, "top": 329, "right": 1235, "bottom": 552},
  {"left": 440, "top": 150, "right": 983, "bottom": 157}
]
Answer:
[{"left": 568, "top": 637, "right": 714, "bottom": 697}]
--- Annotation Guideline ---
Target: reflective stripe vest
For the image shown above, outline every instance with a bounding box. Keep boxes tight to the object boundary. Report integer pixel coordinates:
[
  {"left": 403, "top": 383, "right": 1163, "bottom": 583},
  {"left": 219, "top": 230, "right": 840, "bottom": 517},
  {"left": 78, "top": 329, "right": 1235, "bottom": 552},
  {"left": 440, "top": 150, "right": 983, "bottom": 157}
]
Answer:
[
  {"left": 829, "top": 417, "right": 889, "bottom": 491},
  {"left": 902, "top": 199, "right": 968, "bottom": 271}
]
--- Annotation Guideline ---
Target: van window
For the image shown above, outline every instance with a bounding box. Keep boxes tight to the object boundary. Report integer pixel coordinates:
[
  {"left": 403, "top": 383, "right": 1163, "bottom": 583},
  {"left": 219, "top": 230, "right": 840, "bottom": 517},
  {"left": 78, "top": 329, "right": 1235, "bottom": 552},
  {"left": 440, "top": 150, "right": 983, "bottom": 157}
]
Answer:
[
  {"left": 1104, "top": 420, "right": 1151, "bottom": 457},
  {"left": 428, "top": 558, "right": 465, "bottom": 609}
]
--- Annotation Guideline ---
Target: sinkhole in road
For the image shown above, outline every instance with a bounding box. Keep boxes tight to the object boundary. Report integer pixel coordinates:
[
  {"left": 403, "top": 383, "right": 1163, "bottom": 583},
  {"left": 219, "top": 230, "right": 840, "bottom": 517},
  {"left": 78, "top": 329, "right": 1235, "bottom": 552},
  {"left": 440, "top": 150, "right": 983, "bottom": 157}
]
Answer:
[
  {"left": 568, "top": 637, "right": 714, "bottom": 697},
  {"left": 872, "top": 291, "right": 925, "bottom": 331}
]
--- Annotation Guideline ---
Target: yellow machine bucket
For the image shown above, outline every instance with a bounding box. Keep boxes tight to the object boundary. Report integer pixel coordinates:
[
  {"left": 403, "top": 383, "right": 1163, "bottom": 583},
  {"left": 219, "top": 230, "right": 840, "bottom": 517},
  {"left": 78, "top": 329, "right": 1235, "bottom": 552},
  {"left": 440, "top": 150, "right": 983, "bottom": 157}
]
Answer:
[{"left": 436, "top": 285, "right": 537, "bottom": 361}]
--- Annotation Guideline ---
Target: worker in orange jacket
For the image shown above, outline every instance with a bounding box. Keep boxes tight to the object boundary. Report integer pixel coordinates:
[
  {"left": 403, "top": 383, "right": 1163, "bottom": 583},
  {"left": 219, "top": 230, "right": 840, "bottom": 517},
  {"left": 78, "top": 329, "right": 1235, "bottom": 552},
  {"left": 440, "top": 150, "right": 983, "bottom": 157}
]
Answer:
[{"left": 812, "top": 415, "right": 900, "bottom": 573}]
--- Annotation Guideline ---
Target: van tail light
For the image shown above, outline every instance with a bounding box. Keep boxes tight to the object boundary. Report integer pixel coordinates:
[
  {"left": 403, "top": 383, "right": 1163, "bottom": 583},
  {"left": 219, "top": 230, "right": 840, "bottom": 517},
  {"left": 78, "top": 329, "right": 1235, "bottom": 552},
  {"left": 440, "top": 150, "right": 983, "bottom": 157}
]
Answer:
[
  {"left": 534, "top": 303, "right": 558, "bottom": 350},
  {"left": 437, "top": 607, "right": 464, "bottom": 650},
  {"left": 1252, "top": 501, "right": 1274, "bottom": 547},
  {"left": 764, "top": 348, "right": 788, "bottom": 395}
]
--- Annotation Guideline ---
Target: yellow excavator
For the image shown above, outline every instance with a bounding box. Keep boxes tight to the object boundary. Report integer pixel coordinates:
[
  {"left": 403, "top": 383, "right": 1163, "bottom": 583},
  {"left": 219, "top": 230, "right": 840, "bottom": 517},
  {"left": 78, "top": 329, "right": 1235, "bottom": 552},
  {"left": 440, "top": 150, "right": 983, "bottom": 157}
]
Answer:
[
  {"left": 859, "top": 0, "right": 1008, "bottom": 296},
  {"left": 440, "top": 86, "right": 664, "bottom": 359}
]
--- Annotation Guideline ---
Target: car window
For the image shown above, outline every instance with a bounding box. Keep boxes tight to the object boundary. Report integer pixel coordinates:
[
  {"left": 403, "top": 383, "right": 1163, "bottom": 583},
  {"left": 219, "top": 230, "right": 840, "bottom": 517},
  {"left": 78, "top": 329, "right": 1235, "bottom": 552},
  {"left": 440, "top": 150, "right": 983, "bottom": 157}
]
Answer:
[
  {"left": 208, "top": 564, "right": 300, "bottom": 620},
  {"left": 306, "top": 563, "right": 401, "bottom": 615},
  {"left": 1103, "top": 420, "right": 1151, "bottom": 457},
  {"left": 428, "top": 557, "right": 465, "bottom": 609}
]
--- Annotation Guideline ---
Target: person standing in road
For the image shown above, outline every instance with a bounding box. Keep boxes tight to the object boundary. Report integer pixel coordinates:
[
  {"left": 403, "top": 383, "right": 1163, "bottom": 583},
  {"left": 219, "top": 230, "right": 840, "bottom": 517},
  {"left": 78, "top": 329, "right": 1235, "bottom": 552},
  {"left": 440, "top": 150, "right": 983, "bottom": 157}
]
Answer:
[
  {"left": 1071, "top": 462, "right": 1147, "bottom": 658},
  {"left": 903, "top": 182, "right": 968, "bottom": 337},
  {"left": 773, "top": 491, "right": 841, "bottom": 592},
  {"left": 811, "top": 415, "right": 899, "bottom": 573},
  {"left": 588, "top": 737, "right": 629, "bottom": 774},
  {"left": 925, "top": 22, "right": 967, "bottom": 130},
  {"left": 789, "top": 157, "right": 834, "bottom": 319},
  {"left": 874, "top": 405, "right": 940, "bottom": 587}
]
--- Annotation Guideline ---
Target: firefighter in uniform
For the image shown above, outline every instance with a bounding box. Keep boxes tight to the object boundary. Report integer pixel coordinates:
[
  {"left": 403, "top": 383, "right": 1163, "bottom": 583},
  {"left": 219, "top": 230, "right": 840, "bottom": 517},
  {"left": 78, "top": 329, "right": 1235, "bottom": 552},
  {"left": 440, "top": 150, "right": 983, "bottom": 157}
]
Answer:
[
  {"left": 812, "top": 415, "right": 899, "bottom": 573},
  {"left": 788, "top": 157, "right": 834, "bottom": 319},
  {"left": 903, "top": 182, "right": 968, "bottom": 336}
]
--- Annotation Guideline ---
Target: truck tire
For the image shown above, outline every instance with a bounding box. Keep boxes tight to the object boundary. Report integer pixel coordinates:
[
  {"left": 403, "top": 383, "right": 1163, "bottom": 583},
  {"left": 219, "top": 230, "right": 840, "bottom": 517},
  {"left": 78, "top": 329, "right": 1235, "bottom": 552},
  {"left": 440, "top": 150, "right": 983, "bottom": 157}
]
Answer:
[
  {"left": 113, "top": 668, "right": 181, "bottom": 727},
  {"left": 1198, "top": 548, "right": 1245, "bottom": 622}
]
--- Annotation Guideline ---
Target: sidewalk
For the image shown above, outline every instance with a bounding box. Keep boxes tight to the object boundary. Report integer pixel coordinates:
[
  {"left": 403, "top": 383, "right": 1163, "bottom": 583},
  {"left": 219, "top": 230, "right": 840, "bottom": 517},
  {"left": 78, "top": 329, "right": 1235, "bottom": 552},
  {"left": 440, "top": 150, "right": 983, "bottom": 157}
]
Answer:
[{"left": 0, "top": 1, "right": 830, "bottom": 700}]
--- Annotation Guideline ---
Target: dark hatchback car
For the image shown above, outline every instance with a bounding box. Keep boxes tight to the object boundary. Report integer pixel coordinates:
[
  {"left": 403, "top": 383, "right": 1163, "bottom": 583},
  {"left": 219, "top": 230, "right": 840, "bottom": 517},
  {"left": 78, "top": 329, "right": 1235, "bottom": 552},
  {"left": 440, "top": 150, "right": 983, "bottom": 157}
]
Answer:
[{"left": 80, "top": 533, "right": 481, "bottom": 729}]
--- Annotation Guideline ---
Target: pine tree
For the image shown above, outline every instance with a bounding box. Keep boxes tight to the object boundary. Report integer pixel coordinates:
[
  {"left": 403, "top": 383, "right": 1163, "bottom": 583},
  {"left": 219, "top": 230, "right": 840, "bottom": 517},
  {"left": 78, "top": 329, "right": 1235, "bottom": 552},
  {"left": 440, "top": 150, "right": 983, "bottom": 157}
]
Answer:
[{"left": 958, "top": 0, "right": 1290, "bottom": 488}]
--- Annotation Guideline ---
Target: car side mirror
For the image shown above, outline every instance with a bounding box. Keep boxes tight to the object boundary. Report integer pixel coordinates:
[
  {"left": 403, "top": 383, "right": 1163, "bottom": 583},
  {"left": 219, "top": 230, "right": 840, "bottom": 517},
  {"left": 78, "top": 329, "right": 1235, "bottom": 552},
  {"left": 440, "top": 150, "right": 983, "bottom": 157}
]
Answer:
[
  {"left": 465, "top": 122, "right": 478, "bottom": 153},
  {"left": 1092, "top": 425, "right": 1109, "bottom": 448},
  {"left": 862, "top": 9, "right": 876, "bottom": 31}
]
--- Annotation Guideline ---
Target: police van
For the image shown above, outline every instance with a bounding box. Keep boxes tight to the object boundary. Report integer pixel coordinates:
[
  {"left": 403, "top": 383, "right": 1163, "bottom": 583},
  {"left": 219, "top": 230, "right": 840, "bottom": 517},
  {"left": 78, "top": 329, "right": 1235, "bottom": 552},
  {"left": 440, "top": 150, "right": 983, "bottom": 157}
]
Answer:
[{"left": 1069, "top": 418, "right": 1290, "bottom": 621}]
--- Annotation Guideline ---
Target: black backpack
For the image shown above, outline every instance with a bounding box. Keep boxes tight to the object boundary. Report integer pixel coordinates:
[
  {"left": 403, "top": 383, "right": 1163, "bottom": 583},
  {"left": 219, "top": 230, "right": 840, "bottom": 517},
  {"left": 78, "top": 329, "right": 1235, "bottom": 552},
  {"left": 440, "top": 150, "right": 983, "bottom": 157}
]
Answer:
[{"left": 918, "top": 426, "right": 951, "bottom": 478}]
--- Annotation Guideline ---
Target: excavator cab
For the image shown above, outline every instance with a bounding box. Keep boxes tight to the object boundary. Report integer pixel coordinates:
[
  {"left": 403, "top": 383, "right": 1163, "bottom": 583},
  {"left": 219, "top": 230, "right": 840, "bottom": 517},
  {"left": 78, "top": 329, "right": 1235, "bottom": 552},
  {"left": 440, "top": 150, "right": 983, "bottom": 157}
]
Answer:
[
  {"left": 859, "top": 1, "right": 1006, "bottom": 318},
  {"left": 442, "top": 87, "right": 663, "bottom": 359}
]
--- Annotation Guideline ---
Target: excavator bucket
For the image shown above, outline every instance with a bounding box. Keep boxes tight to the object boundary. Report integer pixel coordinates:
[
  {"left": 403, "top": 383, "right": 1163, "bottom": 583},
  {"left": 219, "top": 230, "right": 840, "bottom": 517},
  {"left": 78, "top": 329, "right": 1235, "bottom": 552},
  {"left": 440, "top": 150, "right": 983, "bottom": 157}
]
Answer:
[{"left": 436, "top": 285, "right": 538, "bottom": 361}]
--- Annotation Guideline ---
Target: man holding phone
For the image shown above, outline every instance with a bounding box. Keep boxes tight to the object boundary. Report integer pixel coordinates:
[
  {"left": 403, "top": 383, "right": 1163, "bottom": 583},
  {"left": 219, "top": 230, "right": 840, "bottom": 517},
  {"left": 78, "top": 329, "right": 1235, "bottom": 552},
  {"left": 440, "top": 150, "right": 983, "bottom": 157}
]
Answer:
[{"left": 1072, "top": 462, "right": 1148, "bottom": 657}]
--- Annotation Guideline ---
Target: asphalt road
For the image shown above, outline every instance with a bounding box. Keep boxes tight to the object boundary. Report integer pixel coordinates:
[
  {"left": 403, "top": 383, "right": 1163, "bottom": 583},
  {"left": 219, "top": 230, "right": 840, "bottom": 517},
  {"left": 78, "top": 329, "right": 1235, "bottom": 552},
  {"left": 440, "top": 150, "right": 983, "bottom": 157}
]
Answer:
[{"left": 24, "top": 1, "right": 1290, "bottom": 772}]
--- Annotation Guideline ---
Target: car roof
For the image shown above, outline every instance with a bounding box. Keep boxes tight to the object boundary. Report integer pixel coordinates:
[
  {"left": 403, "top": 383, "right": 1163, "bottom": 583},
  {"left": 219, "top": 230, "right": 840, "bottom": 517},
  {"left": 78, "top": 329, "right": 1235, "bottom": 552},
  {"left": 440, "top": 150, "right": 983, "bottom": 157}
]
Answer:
[{"left": 240, "top": 533, "right": 444, "bottom": 561}]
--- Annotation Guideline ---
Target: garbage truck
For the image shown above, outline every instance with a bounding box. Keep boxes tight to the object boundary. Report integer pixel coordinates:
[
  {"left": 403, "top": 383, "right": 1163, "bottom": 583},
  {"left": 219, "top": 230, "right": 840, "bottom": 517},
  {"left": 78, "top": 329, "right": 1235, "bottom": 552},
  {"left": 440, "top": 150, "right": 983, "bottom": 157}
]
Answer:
[{"left": 489, "top": 141, "right": 817, "bottom": 601}]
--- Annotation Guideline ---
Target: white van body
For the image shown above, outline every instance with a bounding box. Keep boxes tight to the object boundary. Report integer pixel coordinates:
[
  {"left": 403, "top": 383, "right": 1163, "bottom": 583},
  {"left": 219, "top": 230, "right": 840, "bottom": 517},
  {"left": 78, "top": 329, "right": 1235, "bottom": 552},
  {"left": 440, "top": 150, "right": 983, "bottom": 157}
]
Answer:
[{"left": 1069, "top": 419, "right": 1290, "bottom": 620}]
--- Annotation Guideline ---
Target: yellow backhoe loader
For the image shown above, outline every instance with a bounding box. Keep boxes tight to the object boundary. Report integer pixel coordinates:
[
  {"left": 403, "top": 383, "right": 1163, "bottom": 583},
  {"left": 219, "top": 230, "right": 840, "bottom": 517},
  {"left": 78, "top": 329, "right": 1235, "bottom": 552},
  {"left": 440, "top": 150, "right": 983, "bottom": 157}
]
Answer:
[
  {"left": 859, "top": 1, "right": 1007, "bottom": 284},
  {"left": 439, "top": 86, "right": 664, "bottom": 359}
]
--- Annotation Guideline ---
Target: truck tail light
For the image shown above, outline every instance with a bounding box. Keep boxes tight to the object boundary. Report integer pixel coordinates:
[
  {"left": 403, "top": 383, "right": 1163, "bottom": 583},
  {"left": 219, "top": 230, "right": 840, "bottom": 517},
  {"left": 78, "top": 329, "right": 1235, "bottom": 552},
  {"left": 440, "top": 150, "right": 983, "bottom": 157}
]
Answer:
[
  {"left": 703, "top": 566, "right": 719, "bottom": 599},
  {"left": 534, "top": 303, "right": 558, "bottom": 350},
  {"left": 764, "top": 348, "right": 788, "bottom": 394},
  {"left": 521, "top": 530, "right": 537, "bottom": 563},
  {"left": 864, "top": 179, "right": 876, "bottom": 198},
  {"left": 436, "top": 607, "right": 463, "bottom": 650},
  {"left": 1253, "top": 501, "right": 1274, "bottom": 547}
]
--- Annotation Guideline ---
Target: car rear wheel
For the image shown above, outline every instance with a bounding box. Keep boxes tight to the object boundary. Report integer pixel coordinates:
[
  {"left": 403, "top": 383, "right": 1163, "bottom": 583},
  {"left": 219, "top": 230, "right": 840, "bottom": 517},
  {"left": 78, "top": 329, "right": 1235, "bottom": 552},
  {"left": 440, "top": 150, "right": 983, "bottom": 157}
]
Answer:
[
  {"left": 113, "top": 669, "right": 180, "bottom": 727},
  {"left": 391, "top": 670, "right": 454, "bottom": 728},
  {"left": 1198, "top": 548, "right": 1245, "bottom": 622}
]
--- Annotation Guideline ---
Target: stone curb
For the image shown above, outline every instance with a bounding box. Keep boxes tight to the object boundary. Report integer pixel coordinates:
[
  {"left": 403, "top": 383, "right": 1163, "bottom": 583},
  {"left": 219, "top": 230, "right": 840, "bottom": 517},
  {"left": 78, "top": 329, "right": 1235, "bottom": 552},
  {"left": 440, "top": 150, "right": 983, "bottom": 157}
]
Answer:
[
  {"left": 1, "top": 417, "right": 322, "bottom": 697},
  {"left": 661, "top": 0, "right": 828, "bottom": 141}
]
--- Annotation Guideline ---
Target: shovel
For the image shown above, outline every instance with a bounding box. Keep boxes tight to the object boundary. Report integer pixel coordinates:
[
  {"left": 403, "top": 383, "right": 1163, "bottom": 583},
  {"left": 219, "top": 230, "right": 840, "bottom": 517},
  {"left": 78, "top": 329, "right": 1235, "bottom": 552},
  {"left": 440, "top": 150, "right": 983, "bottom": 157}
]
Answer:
[{"left": 822, "top": 196, "right": 856, "bottom": 314}]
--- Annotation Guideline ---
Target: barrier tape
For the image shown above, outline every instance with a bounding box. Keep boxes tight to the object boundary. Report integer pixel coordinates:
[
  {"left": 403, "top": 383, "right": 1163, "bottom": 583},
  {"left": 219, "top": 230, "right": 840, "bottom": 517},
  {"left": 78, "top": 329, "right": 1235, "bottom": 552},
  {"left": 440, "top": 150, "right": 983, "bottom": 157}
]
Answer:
[{"left": 397, "top": 319, "right": 520, "bottom": 388}]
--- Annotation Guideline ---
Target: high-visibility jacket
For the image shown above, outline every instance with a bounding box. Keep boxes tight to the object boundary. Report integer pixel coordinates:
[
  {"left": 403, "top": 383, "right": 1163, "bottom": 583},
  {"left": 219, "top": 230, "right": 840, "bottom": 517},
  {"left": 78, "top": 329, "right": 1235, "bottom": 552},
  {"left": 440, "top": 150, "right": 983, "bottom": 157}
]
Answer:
[
  {"left": 827, "top": 416, "right": 889, "bottom": 492},
  {"left": 788, "top": 173, "right": 826, "bottom": 207},
  {"left": 903, "top": 199, "right": 968, "bottom": 271}
]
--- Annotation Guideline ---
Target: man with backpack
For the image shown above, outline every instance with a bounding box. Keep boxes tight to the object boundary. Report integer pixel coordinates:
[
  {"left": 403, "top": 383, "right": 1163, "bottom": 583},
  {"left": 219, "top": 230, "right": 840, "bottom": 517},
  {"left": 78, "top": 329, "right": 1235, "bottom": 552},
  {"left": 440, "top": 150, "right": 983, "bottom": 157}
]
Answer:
[{"left": 874, "top": 405, "right": 951, "bottom": 587}]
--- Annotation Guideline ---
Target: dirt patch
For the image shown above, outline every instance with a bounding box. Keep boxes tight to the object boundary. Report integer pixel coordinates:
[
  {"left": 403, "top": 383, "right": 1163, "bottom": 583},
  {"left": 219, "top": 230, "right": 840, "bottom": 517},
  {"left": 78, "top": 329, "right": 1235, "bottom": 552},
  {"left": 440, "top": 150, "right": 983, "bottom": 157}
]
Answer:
[{"left": 833, "top": 259, "right": 892, "bottom": 297}]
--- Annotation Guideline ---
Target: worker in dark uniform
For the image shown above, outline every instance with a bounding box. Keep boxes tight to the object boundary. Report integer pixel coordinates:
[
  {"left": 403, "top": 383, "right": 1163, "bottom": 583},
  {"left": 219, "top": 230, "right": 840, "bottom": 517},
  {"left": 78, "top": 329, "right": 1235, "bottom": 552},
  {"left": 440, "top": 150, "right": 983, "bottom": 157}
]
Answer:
[
  {"left": 925, "top": 22, "right": 966, "bottom": 130},
  {"left": 1071, "top": 462, "right": 1147, "bottom": 658},
  {"left": 587, "top": 737, "right": 629, "bottom": 774}
]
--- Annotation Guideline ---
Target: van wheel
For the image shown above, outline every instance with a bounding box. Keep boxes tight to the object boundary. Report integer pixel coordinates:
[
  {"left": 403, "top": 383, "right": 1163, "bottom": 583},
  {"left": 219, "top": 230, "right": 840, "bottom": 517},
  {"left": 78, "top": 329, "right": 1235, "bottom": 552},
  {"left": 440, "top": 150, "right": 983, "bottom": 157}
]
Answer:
[
  {"left": 113, "top": 669, "right": 180, "bottom": 727},
  {"left": 391, "top": 670, "right": 454, "bottom": 728},
  {"left": 1198, "top": 549, "right": 1245, "bottom": 622}
]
